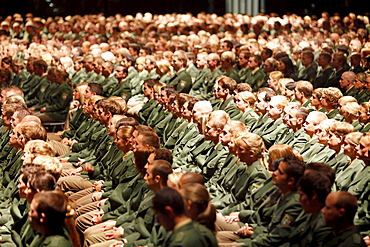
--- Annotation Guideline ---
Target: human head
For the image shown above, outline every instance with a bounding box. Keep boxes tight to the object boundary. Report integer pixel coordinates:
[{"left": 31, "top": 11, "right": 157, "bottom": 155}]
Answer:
[
  {"left": 294, "top": 80, "right": 313, "bottom": 104},
  {"left": 303, "top": 111, "right": 328, "bottom": 138},
  {"left": 22, "top": 140, "right": 55, "bottom": 165},
  {"left": 321, "top": 87, "right": 343, "bottom": 110},
  {"left": 214, "top": 76, "right": 236, "bottom": 100},
  {"left": 151, "top": 187, "right": 186, "bottom": 231},
  {"left": 339, "top": 71, "right": 356, "bottom": 91},
  {"left": 343, "top": 132, "right": 362, "bottom": 160},
  {"left": 234, "top": 91, "right": 256, "bottom": 112},
  {"left": 267, "top": 95, "right": 289, "bottom": 120},
  {"left": 179, "top": 183, "right": 216, "bottom": 233},
  {"left": 322, "top": 191, "right": 358, "bottom": 229},
  {"left": 144, "top": 159, "right": 172, "bottom": 192},
  {"left": 235, "top": 132, "right": 265, "bottom": 164},
  {"left": 267, "top": 144, "right": 303, "bottom": 172},
  {"left": 356, "top": 132, "right": 370, "bottom": 166},
  {"left": 297, "top": 171, "right": 331, "bottom": 213},
  {"left": 272, "top": 156, "right": 305, "bottom": 193}
]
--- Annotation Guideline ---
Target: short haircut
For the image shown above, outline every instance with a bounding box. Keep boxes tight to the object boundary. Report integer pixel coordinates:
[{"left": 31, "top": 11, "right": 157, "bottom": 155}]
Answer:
[
  {"left": 19, "top": 122, "right": 47, "bottom": 142},
  {"left": 216, "top": 75, "right": 237, "bottom": 92},
  {"left": 150, "top": 159, "right": 173, "bottom": 187},
  {"left": 295, "top": 80, "right": 313, "bottom": 98},
  {"left": 333, "top": 191, "right": 358, "bottom": 221},
  {"left": 87, "top": 82, "right": 103, "bottom": 96},
  {"left": 151, "top": 187, "right": 185, "bottom": 216},
  {"left": 153, "top": 149, "right": 173, "bottom": 165},
  {"left": 140, "top": 130, "right": 160, "bottom": 149},
  {"left": 306, "top": 162, "right": 335, "bottom": 185},
  {"left": 297, "top": 171, "right": 331, "bottom": 205},
  {"left": 278, "top": 156, "right": 305, "bottom": 185}
]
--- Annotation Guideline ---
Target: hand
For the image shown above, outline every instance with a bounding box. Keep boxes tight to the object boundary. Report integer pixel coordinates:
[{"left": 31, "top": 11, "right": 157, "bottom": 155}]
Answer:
[
  {"left": 70, "top": 167, "right": 83, "bottom": 176},
  {"left": 92, "top": 215, "right": 103, "bottom": 225},
  {"left": 83, "top": 163, "right": 94, "bottom": 172},
  {"left": 59, "top": 157, "right": 70, "bottom": 163},
  {"left": 28, "top": 107, "right": 36, "bottom": 111},
  {"left": 97, "top": 198, "right": 108, "bottom": 207},
  {"left": 363, "top": 236, "right": 370, "bottom": 246},
  {"left": 101, "top": 220, "right": 117, "bottom": 232},
  {"left": 93, "top": 181, "right": 104, "bottom": 192},
  {"left": 76, "top": 158, "right": 86, "bottom": 166},
  {"left": 106, "top": 227, "right": 124, "bottom": 240},
  {"left": 237, "top": 225, "right": 254, "bottom": 237},
  {"left": 224, "top": 215, "right": 239, "bottom": 223},
  {"left": 40, "top": 107, "right": 46, "bottom": 112},
  {"left": 61, "top": 138, "right": 70, "bottom": 145},
  {"left": 92, "top": 192, "right": 103, "bottom": 202},
  {"left": 109, "top": 240, "right": 124, "bottom": 247}
]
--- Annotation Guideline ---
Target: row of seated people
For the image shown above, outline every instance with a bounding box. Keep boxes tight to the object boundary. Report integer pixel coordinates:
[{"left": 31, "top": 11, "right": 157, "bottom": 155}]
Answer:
[{"left": 0, "top": 74, "right": 370, "bottom": 246}]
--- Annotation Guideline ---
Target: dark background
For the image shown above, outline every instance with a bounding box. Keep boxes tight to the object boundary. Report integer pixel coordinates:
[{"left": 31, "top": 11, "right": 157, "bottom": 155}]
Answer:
[{"left": 0, "top": 0, "right": 369, "bottom": 19}]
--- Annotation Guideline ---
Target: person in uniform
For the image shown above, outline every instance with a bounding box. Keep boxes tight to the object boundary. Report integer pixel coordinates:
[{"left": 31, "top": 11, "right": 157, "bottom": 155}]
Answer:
[
  {"left": 321, "top": 191, "right": 366, "bottom": 247},
  {"left": 152, "top": 187, "right": 218, "bottom": 247}
]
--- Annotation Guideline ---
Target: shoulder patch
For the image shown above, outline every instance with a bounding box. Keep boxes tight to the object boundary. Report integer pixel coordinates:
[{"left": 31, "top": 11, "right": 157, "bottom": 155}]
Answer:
[
  {"left": 62, "top": 93, "right": 68, "bottom": 100},
  {"left": 180, "top": 81, "right": 186, "bottom": 88},
  {"left": 41, "top": 86, "right": 46, "bottom": 92},
  {"left": 250, "top": 183, "right": 260, "bottom": 193},
  {"left": 281, "top": 214, "right": 295, "bottom": 226}
]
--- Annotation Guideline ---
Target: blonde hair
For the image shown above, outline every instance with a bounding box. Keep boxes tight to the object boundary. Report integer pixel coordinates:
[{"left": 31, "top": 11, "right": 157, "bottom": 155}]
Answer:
[
  {"left": 235, "top": 132, "right": 265, "bottom": 159},
  {"left": 32, "top": 155, "right": 63, "bottom": 181},
  {"left": 237, "top": 91, "right": 256, "bottom": 105},
  {"left": 342, "top": 102, "right": 361, "bottom": 117}
]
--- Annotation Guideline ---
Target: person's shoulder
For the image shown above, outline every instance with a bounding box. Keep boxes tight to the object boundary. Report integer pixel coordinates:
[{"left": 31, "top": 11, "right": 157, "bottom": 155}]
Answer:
[{"left": 41, "top": 234, "right": 72, "bottom": 247}]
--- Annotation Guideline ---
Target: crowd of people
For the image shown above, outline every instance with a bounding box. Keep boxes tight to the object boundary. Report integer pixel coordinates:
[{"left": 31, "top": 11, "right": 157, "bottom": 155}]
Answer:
[{"left": 0, "top": 9, "right": 369, "bottom": 247}]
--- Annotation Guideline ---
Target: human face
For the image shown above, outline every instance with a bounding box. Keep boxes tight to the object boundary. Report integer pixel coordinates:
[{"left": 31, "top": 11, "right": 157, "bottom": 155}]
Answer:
[
  {"left": 310, "top": 93, "right": 321, "bottom": 108},
  {"left": 84, "top": 86, "right": 93, "bottom": 99},
  {"left": 22, "top": 151, "right": 34, "bottom": 165},
  {"left": 339, "top": 75, "right": 351, "bottom": 89},
  {"left": 356, "top": 136, "right": 370, "bottom": 164},
  {"left": 277, "top": 60, "right": 286, "bottom": 71},
  {"left": 196, "top": 54, "right": 208, "bottom": 68},
  {"left": 144, "top": 164, "right": 157, "bottom": 191},
  {"left": 317, "top": 128, "right": 329, "bottom": 146},
  {"left": 353, "top": 78, "right": 364, "bottom": 90},
  {"left": 214, "top": 83, "right": 227, "bottom": 99},
  {"left": 220, "top": 126, "right": 232, "bottom": 146},
  {"left": 235, "top": 140, "right": 254, "bottom": 163},
  {"left": 142, "top": 83, "right": 152, "bottom": 97},
  {"left": 359, "top": 107, "right": 370, "bottom": 124},
  {"left": 154, "top": 209, "right": 174, "bottom": 231},
  {"left": 29, "top": 199, "right": 42, "bottom": 231},
  {"left": 267, "top": 101, "right": 282, "bottom": 120},
  {"left": 114, "top": 134, "right": 128, "bottom": 151},
  {"left": 9, "top": 126, "right": 22, "bottom": 149},
  {"left": 294, "top": 88, "right": 303, "bottom": 102},
  {"left": 171, "top": 57, "right": 183, "bottom": 72},
  {"left": 181, "top": 102, "right": 192, "bottom": 120},
  {"left": 220, "top": 58, "right": 231, "bottom": 70},
  {"left": 316, "top": 55, "right": 327, "bottom": 67},
  {"left": 234, "top": 95, "right": 248, "bottom": 112},
  {"left": 343, "top": 139, "right": 357, "bottom": 158},
  {"left": 205, "top": 121, "right": 219, "bottom": 140},
  {"left": 283, "top": 108, "right": 299, "bottom": 129},
  {"left": 1, "top": 114, "right": 11, "bottom": 129},
  {"left": 238, "top": 53, "right": 249, "bottom": 68},
  {"left": 107, "top": 118, "right": 116, "bottom": 136},
  {"left": 301, "top": 54, "right": 311, "bottom": 67},
  {"left": 327, "top": 131, "right": 342, "bottom": 150},
  {"left": 248, "top": 57, "right": 258, "bottom": 70},
  {"left": 322, "top": 193, "right": 341, "bottom": 228},
  {"left": 98, "top": 108, "right": 110, "bottom": 126},
  {"left": 24, "top": 182, "right": 37, "bottom": 203},
  {"left": 298, "top": 189, "right": 315, "bottom": 213},
  {"left": 115, "top": 66, "right": 126, "bottom": 81},
  {"left": 267, "top": 77, "right": 278, "bottom": 91},
  {"left": 272, "top": 162, "right": 289, "bottom": 190},
  {"left": 303, "top": 115, "right": 317, "bottom": 137},
  {"left": 0, "top": 89, "right": 7, "bottom": 104},
  {"left": 263, "top": 61, "right": 273, "bottom": 73},
  {"left": 18, "top": 174, "right": 27, "bottom": 198},
  {"left": 255, "top": 92, "right": 268, "bottom": 114},
  {"left": 73, "top": 88, "right": 80, "bottom": 101}
]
